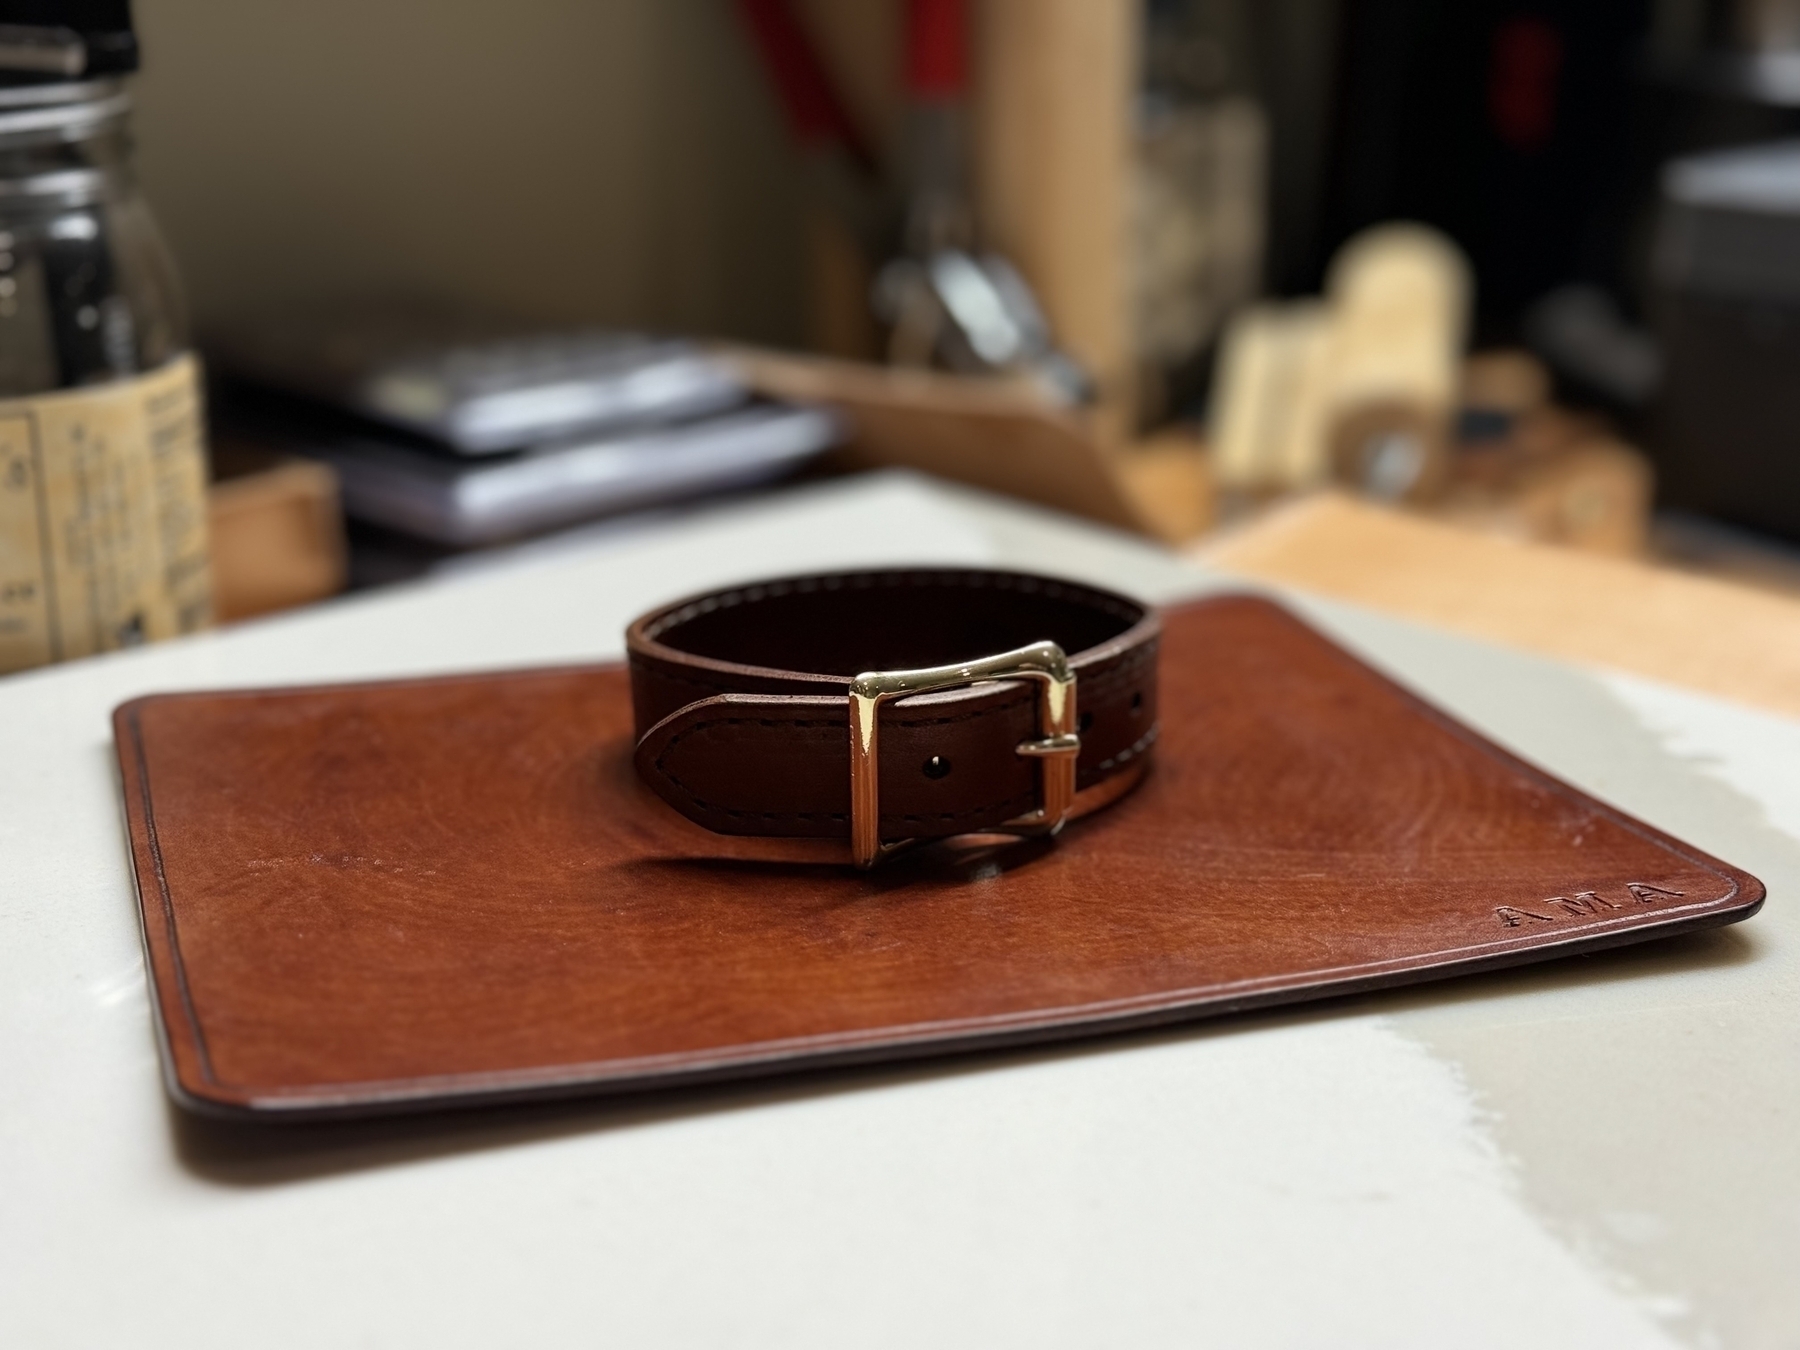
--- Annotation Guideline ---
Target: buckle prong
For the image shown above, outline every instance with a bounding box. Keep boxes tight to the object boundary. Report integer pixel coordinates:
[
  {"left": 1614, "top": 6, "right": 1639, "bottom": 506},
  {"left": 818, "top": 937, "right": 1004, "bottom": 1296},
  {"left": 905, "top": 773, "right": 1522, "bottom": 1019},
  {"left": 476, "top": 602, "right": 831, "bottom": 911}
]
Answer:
[{"left": 848, "top": 640, "right": 1079, "bottom": 868}]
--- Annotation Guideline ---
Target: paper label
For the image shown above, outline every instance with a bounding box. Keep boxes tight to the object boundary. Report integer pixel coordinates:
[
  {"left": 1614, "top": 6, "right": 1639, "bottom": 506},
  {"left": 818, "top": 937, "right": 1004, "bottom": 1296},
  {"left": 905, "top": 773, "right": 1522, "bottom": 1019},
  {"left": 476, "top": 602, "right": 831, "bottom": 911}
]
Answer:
[{"left": 0, "top": 354, "right": 211, "bottom": 674}]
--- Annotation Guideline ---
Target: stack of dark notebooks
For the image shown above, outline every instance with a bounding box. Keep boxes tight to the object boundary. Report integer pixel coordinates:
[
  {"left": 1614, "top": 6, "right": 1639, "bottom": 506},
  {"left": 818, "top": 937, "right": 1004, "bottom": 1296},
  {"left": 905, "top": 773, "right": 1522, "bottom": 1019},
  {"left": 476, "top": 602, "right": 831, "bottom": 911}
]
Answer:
[{"left": 212, "top": 305, "right": 840, "bottom": 552}]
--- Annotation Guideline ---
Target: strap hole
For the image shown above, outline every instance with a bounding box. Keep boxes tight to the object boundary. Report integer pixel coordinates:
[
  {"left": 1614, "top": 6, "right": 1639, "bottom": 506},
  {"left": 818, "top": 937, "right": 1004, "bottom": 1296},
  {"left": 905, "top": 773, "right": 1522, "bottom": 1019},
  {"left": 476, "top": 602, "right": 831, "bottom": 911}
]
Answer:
[
  {"left": 921, "top": 755, "right": 953, "bottom": 780},
  {"left": 1130, "top": 691, "right": 1143, "bottom": 712},
  {"left": 1078, "top": 711, "right": 1094, "bottom": 732}
]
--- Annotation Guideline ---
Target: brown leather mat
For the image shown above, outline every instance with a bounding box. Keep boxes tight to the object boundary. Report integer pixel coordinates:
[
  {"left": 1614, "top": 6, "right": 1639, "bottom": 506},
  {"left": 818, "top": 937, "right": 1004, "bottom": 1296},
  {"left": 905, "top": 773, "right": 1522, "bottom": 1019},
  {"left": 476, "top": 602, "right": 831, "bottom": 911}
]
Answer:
[{"left": 114, "top": 595, "right": 1763, "bottom": 1120}]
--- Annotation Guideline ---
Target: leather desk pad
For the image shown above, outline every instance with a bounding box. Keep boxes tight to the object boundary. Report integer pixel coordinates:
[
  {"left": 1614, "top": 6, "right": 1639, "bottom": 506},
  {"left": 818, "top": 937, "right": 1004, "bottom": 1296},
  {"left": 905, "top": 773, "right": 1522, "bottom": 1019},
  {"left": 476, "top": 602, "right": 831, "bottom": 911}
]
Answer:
[{"left": 114, "top": 595, "right": 1764, "bottom": 1120}]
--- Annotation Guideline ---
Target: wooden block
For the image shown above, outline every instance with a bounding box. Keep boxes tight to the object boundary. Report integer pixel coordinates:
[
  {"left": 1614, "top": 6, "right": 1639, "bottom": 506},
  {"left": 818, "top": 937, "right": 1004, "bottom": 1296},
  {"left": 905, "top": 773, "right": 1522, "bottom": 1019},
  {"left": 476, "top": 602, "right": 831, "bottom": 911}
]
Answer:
[
  {"left": 1210, "top": 225, "right": 1470, "bottom": 501},
  {"left": 207, "top": 461, "right": 348, "bottom": 623},
  {"left": 1321, "top": 225, "right": 1469, "bottom": 503},
  {"left": 1324, "top": 224, "right": 1469, "bottom": 415},
  {"left": 1210, "top": 301, "right": 1334, "bottom": 491},
  {"left": 1195, "top": 490, "right": 1800, "bottom": 720}
]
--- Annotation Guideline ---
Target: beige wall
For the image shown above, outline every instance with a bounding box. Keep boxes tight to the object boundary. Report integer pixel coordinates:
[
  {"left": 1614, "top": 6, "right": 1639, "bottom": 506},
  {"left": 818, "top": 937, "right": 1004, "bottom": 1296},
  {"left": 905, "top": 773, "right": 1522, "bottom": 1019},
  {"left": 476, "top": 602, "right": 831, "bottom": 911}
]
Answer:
[{"left": 130, "top": 0, "right": 805, "bottom": 344}]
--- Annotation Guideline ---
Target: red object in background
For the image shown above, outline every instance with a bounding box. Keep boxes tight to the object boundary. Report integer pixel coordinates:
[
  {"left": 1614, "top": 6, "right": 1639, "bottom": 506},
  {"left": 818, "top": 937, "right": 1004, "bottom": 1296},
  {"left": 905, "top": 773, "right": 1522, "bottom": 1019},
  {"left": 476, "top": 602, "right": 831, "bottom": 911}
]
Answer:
[
  {"left": 1488, "top": 15, "right": 1564, "bottom": 152},
  {"left": 734, "top": 0, "right": 876, "bottom": 170},
  {"left": 905, "top": 0, "right": 967, "bottom": 99}
]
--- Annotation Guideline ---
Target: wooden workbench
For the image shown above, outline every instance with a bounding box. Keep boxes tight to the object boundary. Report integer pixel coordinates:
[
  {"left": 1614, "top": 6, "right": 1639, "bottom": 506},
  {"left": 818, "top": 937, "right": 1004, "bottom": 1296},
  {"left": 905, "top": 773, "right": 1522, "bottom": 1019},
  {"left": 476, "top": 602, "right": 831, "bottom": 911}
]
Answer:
[{"left": 1197, "top": 491, "right": 1800, "bottom": 721}]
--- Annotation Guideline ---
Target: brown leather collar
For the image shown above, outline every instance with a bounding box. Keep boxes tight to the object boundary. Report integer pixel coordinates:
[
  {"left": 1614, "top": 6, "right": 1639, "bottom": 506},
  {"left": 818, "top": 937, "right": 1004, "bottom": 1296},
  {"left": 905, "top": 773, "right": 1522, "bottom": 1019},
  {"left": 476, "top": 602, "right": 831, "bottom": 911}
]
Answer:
[{"left": 627, "top": 569, "right": 1161, "bottom": 863}]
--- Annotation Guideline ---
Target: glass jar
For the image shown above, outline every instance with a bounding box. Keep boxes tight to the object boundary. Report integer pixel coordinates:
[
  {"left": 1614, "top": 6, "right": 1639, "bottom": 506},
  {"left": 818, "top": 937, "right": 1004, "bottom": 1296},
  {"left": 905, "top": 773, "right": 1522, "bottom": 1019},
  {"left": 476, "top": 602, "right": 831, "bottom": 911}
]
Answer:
[{"left": 0, "top": 77, "right": 209, "bottom": 672}]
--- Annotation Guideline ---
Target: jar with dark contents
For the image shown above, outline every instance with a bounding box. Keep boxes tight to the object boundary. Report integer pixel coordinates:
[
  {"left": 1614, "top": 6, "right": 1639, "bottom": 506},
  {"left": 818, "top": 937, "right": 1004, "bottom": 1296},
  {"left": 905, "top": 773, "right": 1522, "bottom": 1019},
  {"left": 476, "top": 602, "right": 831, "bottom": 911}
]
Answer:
[{"left": 0, "top": 17, "right": 210, "bottom": 674}]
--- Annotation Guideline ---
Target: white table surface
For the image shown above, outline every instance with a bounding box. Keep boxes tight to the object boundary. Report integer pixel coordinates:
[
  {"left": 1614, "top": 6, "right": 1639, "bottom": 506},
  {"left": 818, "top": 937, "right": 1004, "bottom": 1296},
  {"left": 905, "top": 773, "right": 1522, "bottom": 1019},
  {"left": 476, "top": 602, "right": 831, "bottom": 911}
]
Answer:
[{"left": 2, "top": 472, "right": 1795, "bottom": 1349}]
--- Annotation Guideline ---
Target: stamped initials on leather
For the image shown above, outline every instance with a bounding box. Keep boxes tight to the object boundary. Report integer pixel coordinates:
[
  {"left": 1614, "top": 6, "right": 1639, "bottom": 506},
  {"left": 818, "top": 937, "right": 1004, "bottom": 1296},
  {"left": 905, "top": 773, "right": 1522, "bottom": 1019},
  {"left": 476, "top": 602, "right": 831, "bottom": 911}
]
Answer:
[{"left": 1494, "top": 882, "right": 1687, "bottom": 927}]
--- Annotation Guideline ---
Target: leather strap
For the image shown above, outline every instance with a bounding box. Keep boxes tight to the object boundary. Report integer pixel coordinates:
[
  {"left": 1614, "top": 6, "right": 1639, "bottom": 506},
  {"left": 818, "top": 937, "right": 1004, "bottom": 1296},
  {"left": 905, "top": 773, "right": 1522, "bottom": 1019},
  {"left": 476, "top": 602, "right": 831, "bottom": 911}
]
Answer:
[{"left": 627, "top": 569, "right": 1161, "bottom": 845}]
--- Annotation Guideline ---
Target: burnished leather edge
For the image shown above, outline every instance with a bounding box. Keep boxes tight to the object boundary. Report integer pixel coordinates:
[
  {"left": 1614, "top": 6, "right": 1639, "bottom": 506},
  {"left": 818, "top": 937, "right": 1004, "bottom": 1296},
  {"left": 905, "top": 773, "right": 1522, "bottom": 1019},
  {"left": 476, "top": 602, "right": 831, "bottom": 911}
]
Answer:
[{"left": 113, "top": 699, "right": 221, "bottom": 1117}]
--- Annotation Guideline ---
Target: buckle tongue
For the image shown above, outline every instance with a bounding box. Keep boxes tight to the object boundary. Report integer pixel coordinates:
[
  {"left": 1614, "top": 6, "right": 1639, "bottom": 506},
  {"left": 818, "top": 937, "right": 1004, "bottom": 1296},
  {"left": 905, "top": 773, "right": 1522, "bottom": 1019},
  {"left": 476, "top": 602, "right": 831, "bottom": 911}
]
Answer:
[{"left": 848, "top": 640, "right": 1079, "bottom": 868}]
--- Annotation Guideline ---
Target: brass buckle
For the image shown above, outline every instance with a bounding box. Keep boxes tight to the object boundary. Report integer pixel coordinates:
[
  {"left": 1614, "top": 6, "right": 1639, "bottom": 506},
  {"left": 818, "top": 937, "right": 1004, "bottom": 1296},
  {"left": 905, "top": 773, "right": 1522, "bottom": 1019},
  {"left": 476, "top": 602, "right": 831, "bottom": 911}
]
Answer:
[{"left": 848, "top": 641, "right": 1080, "bottom": 868}]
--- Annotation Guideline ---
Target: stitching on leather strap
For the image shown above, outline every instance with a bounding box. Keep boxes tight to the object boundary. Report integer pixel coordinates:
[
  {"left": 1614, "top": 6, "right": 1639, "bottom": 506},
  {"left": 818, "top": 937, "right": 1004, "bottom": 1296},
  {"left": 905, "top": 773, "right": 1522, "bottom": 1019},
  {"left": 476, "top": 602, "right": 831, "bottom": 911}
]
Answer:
[
  {"left": 1093, "top": 724, "right": 1159, "bottom": 775},
  {"left": 1072, "top": 646, "right": 1157, "bottom": 698}
]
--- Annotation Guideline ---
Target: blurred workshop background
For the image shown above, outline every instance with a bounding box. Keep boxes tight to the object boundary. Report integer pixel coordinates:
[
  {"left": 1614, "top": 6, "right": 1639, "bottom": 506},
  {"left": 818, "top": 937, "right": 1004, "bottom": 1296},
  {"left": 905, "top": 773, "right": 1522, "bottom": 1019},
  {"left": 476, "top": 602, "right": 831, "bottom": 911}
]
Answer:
[{"left": 6, "top": 0, "right": 1800, "bottom": 666}]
